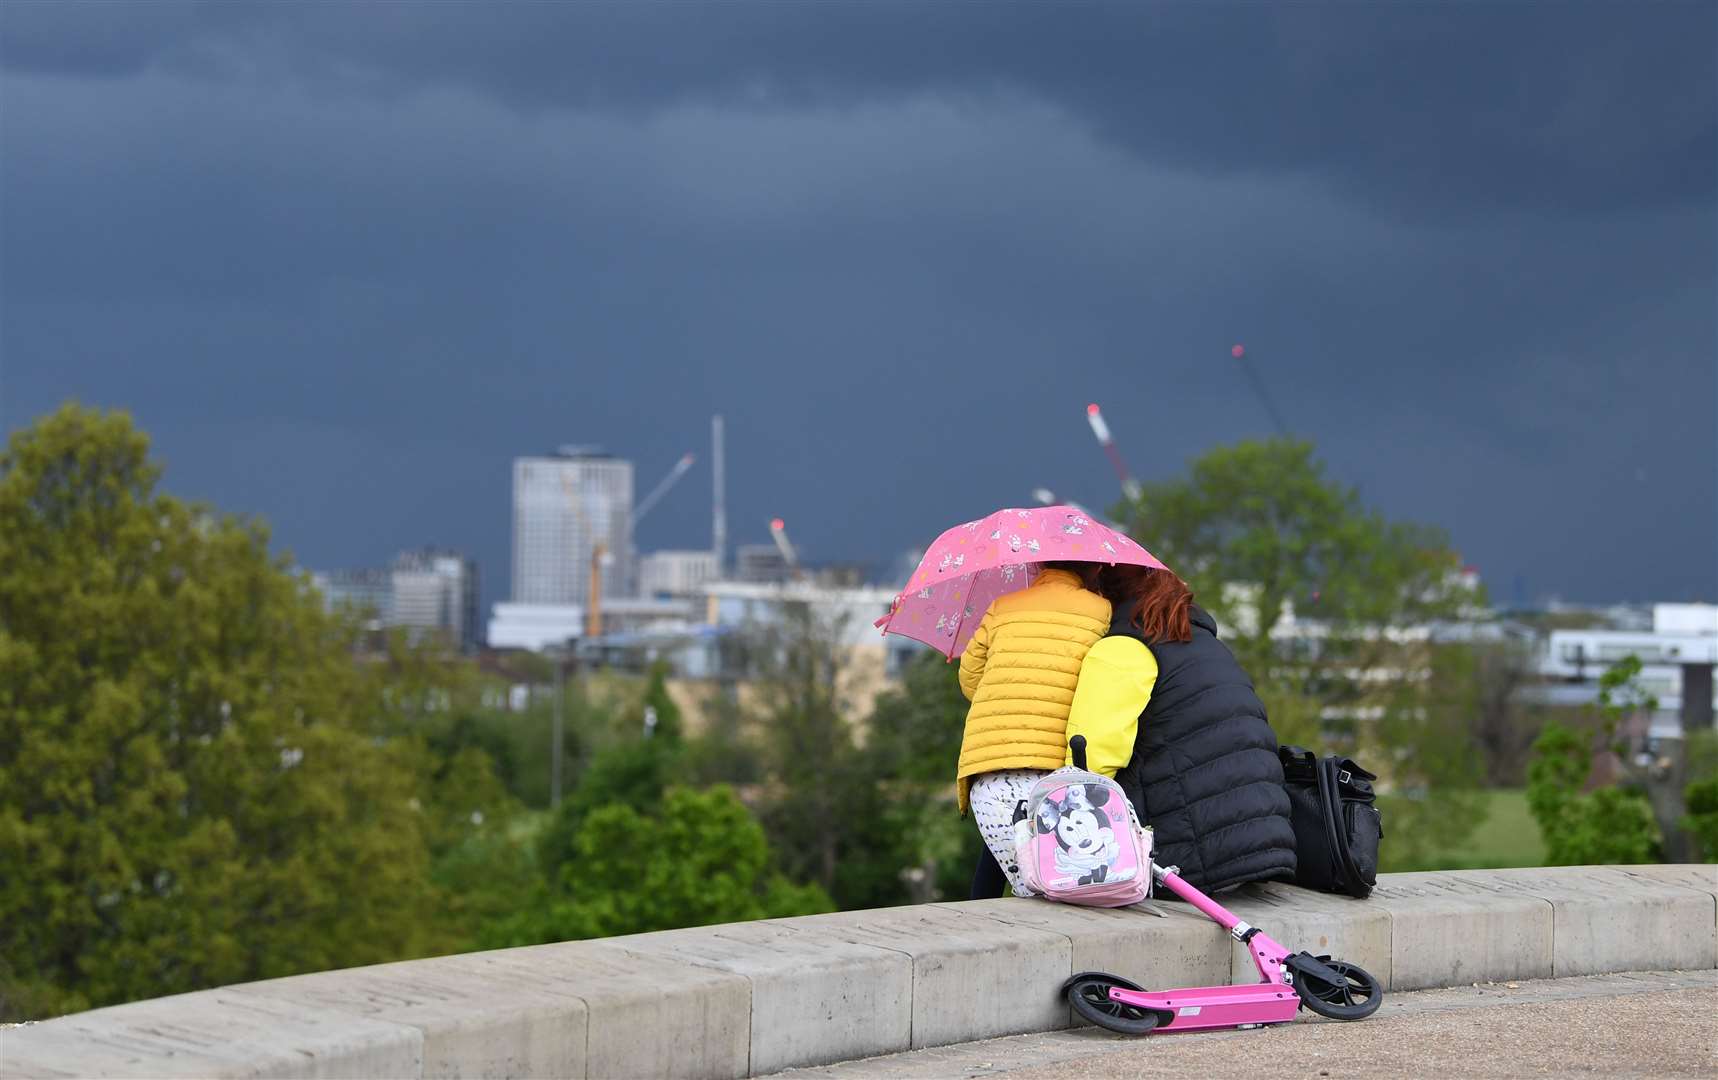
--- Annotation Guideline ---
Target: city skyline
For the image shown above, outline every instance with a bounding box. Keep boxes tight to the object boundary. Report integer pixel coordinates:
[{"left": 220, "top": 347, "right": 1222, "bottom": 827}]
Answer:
[{"left": 2, "top": 4, "right": 1713, "bottom": 609}]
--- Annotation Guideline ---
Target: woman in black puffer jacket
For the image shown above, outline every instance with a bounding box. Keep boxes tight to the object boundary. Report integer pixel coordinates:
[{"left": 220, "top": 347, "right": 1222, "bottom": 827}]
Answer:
[{"left": 1062, "top": 564, "right": 1296, "bottom": 894}]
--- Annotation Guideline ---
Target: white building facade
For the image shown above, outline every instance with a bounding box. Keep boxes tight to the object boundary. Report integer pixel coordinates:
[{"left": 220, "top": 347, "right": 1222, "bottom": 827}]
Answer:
[
  {"left": 487, "top": 598, "right": 697, "bottom": 651},
  {"left": 638, "top": 549, "right": 719, "bottom": 598},
  {"left": 311, "top": 548, "right": 480, "bottom": 650},
  {"left": 391, "top": 548, "right": 481, "bottom": 651},
  {"left": 1532, "top": 603, "right": 1718, "bottom": 736}
]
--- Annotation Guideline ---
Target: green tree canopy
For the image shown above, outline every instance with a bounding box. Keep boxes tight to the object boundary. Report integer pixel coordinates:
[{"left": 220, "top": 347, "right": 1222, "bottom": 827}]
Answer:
[
  {"left": 0, "top": 404, "right": 445, "bottom": 1018},
  {"left": 1122, "top": 439, "right": 1469, "bottom": 664},
  {"left": 487, "top": 785, "right": 830, "bottom": 945},
  {"left": 1118, "top": 438, "right": 1484, "bottom": 864},
  {"left": 535, "top": 733, "right": 684, "bottom": 885},
  {"left": 857, "top": 650, "right": 989, "bottom": 904},
  {"left": 641, "top": 660, "right": 684, "bottom": 741},
  {"left": 1527, "top": 722, "right": 1660, "bottom": 865}
]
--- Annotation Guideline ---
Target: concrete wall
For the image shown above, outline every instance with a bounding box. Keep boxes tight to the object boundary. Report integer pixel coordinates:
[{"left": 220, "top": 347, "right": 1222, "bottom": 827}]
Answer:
[{"left": 5, "top": 865, "right": 1714, "bottom": 1080}]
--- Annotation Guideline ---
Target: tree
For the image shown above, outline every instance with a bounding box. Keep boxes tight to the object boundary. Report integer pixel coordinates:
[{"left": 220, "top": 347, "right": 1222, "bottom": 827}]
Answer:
[
  {"left": 1586, "top": 654, "right": 1706, "bottom": 862},
  {"left": 740, "top": 601, "right": 869, "bottom": 897},
  {"left": 1461, "top": 640, "right": 1541, "bottom": 787},
  {"left": 430, "top": 821, "right": 547, "bottom": 950},
  {"left": 1682, "top": 777, "right": 1718, "bottom": 861},
  {"left": 698, "top": 600, "right": 944, "bottom": 909},
  {"left": 1526, "top": 656, "right": 1666, "bottom": 865},
  {"left": 485, "top": 786, "right": 831, "bottom": 945},
  {"left": 1371, "top": 644, "right": 1489, "bottom": 869},
  {"left": 1683, "top": 731, "right": 1718, "bottom": 860},
  {"left": 535, "top": 734, "right": 684, "bottom": 886},
  {"left": 0, "top": 405, "right": 445, "bottom": 1019},
  {"left": 1118, "top": 438, "right": 1485, "bottom": 862},
  {"left": 1123, "top": 440, "right": 1467, "bottom": 669},
  {"left": 1526, "top": 722, "right": 1660, "bottom": 864},
  {"left": 682, "top": 687, "right": 766, "bottom": 789},
  {"left": 641, "top": 660, "right": 684, "bottom": 741},
  {"left": 857, "top": 650, "right": 987, "bottom": 904}
]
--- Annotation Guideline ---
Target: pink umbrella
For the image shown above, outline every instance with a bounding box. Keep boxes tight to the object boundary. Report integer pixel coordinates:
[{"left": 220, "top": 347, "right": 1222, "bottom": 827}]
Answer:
[{"left": 876, "top": 505, "right": 1169, "bottom": 658}]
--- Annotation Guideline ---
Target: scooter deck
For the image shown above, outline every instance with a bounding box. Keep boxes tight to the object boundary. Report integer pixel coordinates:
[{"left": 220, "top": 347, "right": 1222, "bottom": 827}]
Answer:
[{"left": 1110, "top": 981, "right": 1301, "bottom": 1032}]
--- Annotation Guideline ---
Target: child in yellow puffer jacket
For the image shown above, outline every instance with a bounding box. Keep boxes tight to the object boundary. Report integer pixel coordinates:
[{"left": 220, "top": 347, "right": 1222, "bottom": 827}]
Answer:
[{"left": 956, "top": 561, "right": 1110, "bottom": 897}]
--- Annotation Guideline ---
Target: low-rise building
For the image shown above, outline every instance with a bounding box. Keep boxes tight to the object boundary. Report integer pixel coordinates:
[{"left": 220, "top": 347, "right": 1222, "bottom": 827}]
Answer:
[
  {"left": 311, "top": 548, "right": 481, "bottom": 650},
  {"left": 1528, "top": 603, "right": 1718, "bottom": 737},
  {"left": 390, "top": 548, "right": 481, "bottom": 651},
  {"left": 310, "top": 568, "right": 392, "bottom": 629},
  {"left": 487, "top": 598, "right": 697, "bottom": 652},
  {"left": 638, "top": 549, "right": 719, "bottom": 598},
  {"left": 734, "top": 544, "right": 791, "bottom": 584}
]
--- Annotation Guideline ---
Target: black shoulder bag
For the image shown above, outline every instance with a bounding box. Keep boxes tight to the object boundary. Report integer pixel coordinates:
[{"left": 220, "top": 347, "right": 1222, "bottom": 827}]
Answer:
[{"left": 1278, "top": 746, "right": 1383, "bottom": 899}]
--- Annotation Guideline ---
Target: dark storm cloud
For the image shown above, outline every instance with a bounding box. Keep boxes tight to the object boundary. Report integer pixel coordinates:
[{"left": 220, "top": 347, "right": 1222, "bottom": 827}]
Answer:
[
  {"left": 5, "top": 2, "right": 1712, "bottom": 218},
  {"left": 1, "top": 1, "right": 1713, "bottom": 607}
]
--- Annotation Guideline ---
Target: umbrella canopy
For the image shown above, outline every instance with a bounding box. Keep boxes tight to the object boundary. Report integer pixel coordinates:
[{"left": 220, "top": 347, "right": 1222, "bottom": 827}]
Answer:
[{"left": 876, "top": 505, "right": 1168, "bottom": 657}]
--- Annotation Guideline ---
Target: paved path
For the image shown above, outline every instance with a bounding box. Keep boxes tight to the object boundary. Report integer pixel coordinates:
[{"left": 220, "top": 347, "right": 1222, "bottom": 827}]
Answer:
[{"left": 770, "top": 970, "right": 1718, "bottom": 1079}]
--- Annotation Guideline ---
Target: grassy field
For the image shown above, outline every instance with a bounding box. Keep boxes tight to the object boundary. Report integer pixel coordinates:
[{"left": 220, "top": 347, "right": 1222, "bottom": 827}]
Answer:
[{"left": 1402, "top": 789, "right": 1546, "bottom": 871}]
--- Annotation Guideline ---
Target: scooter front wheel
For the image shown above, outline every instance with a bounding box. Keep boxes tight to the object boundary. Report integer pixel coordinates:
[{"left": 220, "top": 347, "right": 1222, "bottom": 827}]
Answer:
[
  {"left": 1066, "top": 974, "right": 1167, "bottom": 1035},
  {"left": 1291, "top": 957, "right": 1383, "bottom": 1020}
]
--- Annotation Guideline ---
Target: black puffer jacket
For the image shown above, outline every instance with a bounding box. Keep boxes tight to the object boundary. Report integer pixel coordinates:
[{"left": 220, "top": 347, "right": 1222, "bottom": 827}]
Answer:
[{"left": 1111, "top": 605, "right": 1297, "bottom": 893}]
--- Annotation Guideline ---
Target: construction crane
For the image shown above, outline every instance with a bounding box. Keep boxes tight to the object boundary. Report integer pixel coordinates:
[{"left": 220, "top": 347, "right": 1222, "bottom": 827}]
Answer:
[
  {"left": 1230, "top": 344, "right": 1289, "bottom": 437},
  {"left": 635, "top": 453, "right": 696, "bottom": 529},
  {"left": 711, "top": 415, "right": 726, "bottom": 577},
  {"left": 582, "top": 452, "right": 696, "bottom": 640},
  {"left": 768, "top": 517, "right": 806, "bottom": 581},
  {"left": 1086, "top": 403, "right": 1142, "bottom": 501},
  {"left": 586, "top": 543, "right": 607, "bottom": 639}
]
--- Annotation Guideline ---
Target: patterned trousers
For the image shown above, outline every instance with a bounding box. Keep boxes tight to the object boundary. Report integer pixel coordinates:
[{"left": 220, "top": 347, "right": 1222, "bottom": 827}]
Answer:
[{"left": 968, "top": 768, "right": 1049, "bottom": 897}]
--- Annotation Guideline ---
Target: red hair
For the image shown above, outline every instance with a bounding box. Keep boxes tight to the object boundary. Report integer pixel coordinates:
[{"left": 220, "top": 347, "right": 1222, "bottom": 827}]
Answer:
[{"left": 1101, "top": 565, "right": 1194, "bottom": 644}]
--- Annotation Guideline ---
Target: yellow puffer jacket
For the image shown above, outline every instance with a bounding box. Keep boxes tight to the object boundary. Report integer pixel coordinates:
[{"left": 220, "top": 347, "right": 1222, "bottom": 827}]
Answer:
[{"left": 955, "top": 568, "right": 1112, "bottom": 812}]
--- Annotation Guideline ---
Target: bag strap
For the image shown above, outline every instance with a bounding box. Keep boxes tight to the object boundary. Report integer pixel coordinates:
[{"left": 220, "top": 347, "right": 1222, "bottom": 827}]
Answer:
[
  {"left": 1319, "top": 757, "right": 1368, "bottom": 892},
  {"left": 1333, "top": 757, "right": 1378, "bottom": 791},
  {"left": 1278, "top": 744, "right": 1318, "bottom": 784},
  {"left": 1314, "top": 758, "right": 1354, "bottom": 891}
]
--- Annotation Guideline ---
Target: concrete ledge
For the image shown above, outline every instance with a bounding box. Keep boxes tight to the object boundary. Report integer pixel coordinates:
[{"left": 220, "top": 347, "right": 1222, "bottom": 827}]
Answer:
[
  {"left": 617, "top": 918, "right": 912, "bottom": 1075},
  {"left": 783, "top": 904, "right": 1071, "bottom": 1049},
  {"left": 4, "top": 865, "right": 1714, "bottom": 1079},
  {"left": 1369, "top": 871, "right": 1555, "bottom": 988}
]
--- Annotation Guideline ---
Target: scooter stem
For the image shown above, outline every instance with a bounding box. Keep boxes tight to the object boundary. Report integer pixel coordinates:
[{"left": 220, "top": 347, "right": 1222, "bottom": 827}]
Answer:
[
  {"left": 1153, "top": 862, "right": 1244, "bottom": 933},
  {"left": 1152, "top": 861, "right": 1294, "bottom": 986}
]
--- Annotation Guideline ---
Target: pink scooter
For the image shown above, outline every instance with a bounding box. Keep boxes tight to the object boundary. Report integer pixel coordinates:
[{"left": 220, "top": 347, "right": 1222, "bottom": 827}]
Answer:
[{"left": 1060, "top": 740, "right": 1383, "bottom": 1034}]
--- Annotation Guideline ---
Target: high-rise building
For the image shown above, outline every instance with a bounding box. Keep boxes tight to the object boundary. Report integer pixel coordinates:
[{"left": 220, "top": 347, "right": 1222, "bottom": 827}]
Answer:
[
  {"left": 391, "top": 548, "right": 481, "bottom": 651},
  {"left": 638, "top": 549, "right": 718, "bottom": 598},
  {"left": 512, "top": 447, "right": 634, "bottom": 606}
]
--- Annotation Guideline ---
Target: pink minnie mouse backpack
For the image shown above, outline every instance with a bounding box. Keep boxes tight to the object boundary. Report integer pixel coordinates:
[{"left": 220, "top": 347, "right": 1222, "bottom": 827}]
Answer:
[{"left": 1012, "top": 737, "right": 1152, "bottom": 907}]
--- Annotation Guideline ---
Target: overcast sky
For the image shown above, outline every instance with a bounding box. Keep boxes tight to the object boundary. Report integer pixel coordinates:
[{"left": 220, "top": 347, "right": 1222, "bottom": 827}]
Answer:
[{"left": 2, "top": 1, "right": 1713, "bottom": 608}]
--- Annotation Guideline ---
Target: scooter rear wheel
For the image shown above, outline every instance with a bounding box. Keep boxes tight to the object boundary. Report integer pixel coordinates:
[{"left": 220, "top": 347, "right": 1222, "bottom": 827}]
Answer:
[
  {"left": 1059, "top": 970, "right": 1144, "bottom": 997},
  {"left": 1066, "top": 974, "right": 1167, "bottom": 1035},
  {"left": 1292, "top": 958, "right": 1383, "bottom": 1020}
]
